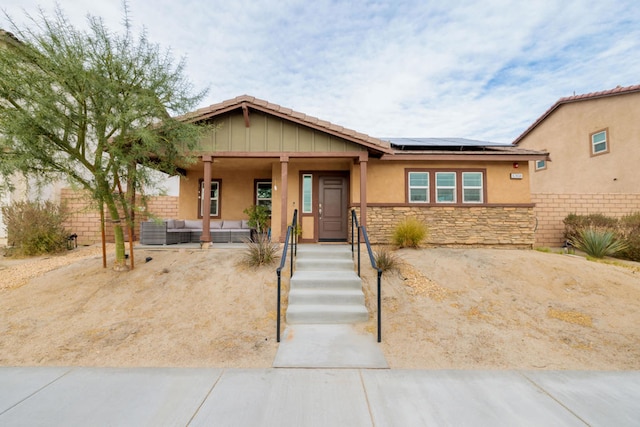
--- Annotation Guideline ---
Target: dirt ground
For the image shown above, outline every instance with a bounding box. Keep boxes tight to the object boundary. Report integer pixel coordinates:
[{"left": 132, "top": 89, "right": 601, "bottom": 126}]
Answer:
[{"left": 1, "top": 244, "right": 639, "bottom": 369}]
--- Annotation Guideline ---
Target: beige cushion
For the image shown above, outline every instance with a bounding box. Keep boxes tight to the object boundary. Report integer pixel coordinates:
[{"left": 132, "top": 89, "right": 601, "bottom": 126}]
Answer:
[
  {"left": 184, "top": 220, "right": 202, "bottom": 229},
  {"left": 222, "top": 220, "right": 242, "bottom": 229}
]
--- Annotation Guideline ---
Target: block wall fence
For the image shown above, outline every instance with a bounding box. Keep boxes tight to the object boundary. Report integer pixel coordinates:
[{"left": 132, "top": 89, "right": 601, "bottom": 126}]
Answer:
[
  {"left": 530, "top": 193, "right": 640, "bottom": 247},
  {"left": 61, "top": 188, "right": 179, "bottom": 245}
]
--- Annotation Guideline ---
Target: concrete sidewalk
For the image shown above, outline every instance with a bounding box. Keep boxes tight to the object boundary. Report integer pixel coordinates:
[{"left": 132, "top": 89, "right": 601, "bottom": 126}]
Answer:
[{"left": 1, "top": 368, "right": 639, "bottom": 426}]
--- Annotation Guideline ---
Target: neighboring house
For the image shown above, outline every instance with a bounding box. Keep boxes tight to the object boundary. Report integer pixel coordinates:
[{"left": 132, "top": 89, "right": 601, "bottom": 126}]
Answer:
[
  {"left": 514, "top": 84, "right": 640, "bottom": 247},
  {"left": 165, "top": 95, "right": 547, "bottom": 247}
]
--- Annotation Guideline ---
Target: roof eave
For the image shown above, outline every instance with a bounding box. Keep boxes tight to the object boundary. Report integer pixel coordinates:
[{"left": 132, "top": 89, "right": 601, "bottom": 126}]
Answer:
[
  {"left": 381, "top": 152, "right": 550, "bottom": 161},
  {"left": 513, "top": 84, "right": 640, "bottom": 145}
]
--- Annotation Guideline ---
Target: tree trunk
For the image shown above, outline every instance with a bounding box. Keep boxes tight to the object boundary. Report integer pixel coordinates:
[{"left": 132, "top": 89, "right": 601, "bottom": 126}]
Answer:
[{"left": 103, "top": 192, "right": 129, "bottom": 271}]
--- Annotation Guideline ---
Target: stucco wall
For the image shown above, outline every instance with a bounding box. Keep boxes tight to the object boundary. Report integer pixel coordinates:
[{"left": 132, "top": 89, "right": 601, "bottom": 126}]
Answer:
[
  {"left": 531, "top": 192, "right": 640, "bottom": 247},
  {"left": 365, "top": 159, "right": 532, "bottom": 204},
  {"left": 518, "top": 92, "right": 640, "bottom": 194}
]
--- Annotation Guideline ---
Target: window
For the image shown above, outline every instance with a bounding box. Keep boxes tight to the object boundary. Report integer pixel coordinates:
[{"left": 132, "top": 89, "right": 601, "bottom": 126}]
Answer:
[
  {"left": 302, "top": 174, "right": 313, "bottom": 213},
  {"left": 462, "top": 172, "right": 483, "bottom": 203},
  {"left": 408, "top": 172, "right": 429, "bottom": 203},
  {"left": 405, "top": 169, "right": 485, "bottom": 205},
  {"left": 591, "top": 129, "right": 608, "bottom": 155},
  {"left": 199, "top": 180, "right": 220, "bottom": 217},
  {"left": 535, "top": 160, "right": 547, "bottom": 171},
  {"left": 436, "top": 172, "right": 456, "bottom": 203},
  {"left": 256, "top": 181, "right": 272, "bottom": 214}
]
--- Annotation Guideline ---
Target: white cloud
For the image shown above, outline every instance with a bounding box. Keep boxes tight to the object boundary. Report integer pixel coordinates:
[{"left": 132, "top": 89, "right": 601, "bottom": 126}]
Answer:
[{"left": 2, "top": 0, "right": 640, "bottom": 143}]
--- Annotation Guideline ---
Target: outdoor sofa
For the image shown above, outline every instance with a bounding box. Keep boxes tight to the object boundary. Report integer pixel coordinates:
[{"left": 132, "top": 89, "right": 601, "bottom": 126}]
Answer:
[{"left": 140, "top": 219, "right": 253, "bottom": 245}]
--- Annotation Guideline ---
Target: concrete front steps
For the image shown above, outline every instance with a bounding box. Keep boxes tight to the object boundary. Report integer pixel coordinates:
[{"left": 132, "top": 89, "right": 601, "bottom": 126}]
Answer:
[{"left": 286, "top": 244, "right": 369, "bottom": 324}]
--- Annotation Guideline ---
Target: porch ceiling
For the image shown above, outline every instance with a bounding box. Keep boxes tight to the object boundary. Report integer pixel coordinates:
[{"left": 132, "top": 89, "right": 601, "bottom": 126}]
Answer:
[
  {"left": 183, "top": 157, "right": 275, "bottom": 173},
  {"left": 183, "top": 156, "right": 355, "bottom": 172}
]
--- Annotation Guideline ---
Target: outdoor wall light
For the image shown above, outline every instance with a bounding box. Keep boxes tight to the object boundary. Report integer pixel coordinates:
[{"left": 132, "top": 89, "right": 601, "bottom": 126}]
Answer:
[{"left": 513, "top": 162, "right": 519, "bottom": 168}]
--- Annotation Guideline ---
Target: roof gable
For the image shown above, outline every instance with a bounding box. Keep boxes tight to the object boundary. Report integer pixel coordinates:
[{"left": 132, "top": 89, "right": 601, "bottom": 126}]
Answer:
[
  {"left": 180, "top": 95, "right": 392, "bottom": 154},
  {"left": 513, "top": 84, "right": 640, "bottom": 145}
]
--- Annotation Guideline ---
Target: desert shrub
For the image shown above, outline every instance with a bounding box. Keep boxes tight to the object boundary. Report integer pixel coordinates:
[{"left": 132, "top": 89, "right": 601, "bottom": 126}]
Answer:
[
  {"left": 392, "top": 217, "right": 428, "bottom": 248},
  {"left": 618, "top": 212, "right": 640, "bottom": 261},
  {"left": 563, "top": 213, "right": 618, "bottom": 242},
  {"left": 242, "top": 233, "right": 279, "bottom": 266},
  {"left": 570, "top": 227, "right": 627, "bottom": 259},
  {"left": 374, "top": 246, "right": 399, "bottom": 272},
  {"left": 1, "top": 200, "right": 69, "bottom": 256}
]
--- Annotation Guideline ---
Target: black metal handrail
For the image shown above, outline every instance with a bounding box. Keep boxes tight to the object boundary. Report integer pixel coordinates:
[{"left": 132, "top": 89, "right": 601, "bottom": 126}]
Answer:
[
  {"left": 351, "top": 209, "right": 383, "bottom": 342},
  {"left": 276, "top": 209, "right": 298, "bottom": 342}
]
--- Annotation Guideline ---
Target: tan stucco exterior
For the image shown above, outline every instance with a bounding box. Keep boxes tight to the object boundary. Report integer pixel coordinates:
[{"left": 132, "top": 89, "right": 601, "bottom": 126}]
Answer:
[
  {"left": 518, "top": 91, "right": 640, "bottom": 194},
  {"left": 167, "top": 95, "right": 547, "bottom": 247},
  {"left": 515, "top": 86, "right": 640, "bottom": 246}
]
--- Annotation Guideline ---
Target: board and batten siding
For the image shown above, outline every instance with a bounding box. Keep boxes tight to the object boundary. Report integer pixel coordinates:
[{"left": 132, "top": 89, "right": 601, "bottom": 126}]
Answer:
[{"left": 194, "top": 111, "right": 366, "bottom": 154}]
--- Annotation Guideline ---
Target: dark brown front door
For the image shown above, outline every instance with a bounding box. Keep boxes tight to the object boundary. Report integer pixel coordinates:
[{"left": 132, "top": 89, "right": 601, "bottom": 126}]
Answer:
[{"left": 318, "top": 174, "right": 348, "bottom": 241}]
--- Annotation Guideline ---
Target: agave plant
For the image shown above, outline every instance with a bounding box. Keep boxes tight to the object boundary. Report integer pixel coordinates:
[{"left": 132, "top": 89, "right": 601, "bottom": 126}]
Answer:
[{"left": 570, "top": 227, "right": 628, "bottom": 258}]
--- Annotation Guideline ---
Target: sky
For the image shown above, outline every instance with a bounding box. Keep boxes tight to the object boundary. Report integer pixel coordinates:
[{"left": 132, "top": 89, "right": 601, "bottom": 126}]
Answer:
[{"left": 2, "top": 0, "right": 640, "bottom": 144}]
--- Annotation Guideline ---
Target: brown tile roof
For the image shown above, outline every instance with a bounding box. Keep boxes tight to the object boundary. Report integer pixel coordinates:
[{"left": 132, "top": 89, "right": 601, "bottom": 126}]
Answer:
[
  {"left": 178, "top": 95, "right": 392, "bottom": 153},
  {"left": 513, "top": 84, "right": 640, "bottom": 145}
]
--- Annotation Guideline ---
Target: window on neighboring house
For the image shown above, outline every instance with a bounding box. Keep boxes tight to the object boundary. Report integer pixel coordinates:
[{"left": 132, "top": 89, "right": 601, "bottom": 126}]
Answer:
[
  {"left": 408, "top": 171, "right": 429, "bottom": 203},
  {"left": 435, "top": 172, "right": 456, "bottom": 203},
  {"left": 199, "top": 180, "right": 221, "bottom": 217},
  {"left": 591, "top": 129, "right": 608, "bottom": 155},
  {"left": 256, "top": 181, "right": 272, "bottom": 214},
  {"left": 302, "top": 174, "right": 313, "bottom": 213},
  {"left": 535, "top": 160, "right": 547, "bottom": 171},
  {"left": 462, "top": 172, "right": 483, "bottom": 203}
]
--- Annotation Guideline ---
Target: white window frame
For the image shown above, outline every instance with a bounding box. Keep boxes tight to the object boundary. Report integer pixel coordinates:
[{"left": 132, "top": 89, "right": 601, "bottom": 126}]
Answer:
[
  {"left": 435, "top": 172, "right": 456, "bottom": 203},
  {"left": 302, "top": 174, "right": 313, "bottom": 213},
  {"left": 256, "top": 181, "right": 272, "bottom": 214},
  {"left": 408, "top": 171, "right": 429, "bottom": 203},
  {"left": 591, "top": 129, "right": 608, "bottom": 155},
  {"left": 462, "top": 172, "right": 483, "bottom": 203},
  {"left": 200, "top": 180, "right": 220, "bottom": 217},
  {"left": 535, "top": 159, "right": 547, "bottom": 171}
]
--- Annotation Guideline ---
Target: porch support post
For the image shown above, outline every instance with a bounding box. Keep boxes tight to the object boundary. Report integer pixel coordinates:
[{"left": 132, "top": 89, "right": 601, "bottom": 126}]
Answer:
[
  {"left": 280, "top": 155, "right": 289, "bottom": 243},
  {"left": 200, "top": 155, "right": 212, "bottom": 246},
  {"left": 359, "top": 152, "right": 368, "bottom": 230}
]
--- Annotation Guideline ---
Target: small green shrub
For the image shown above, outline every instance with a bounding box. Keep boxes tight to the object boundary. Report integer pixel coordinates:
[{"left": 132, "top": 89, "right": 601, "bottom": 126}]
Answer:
[
  {"left": 374, "top": 246, "right": 399, "bottom": 272},
  {"left": 570, "top": 227, "right": 627, "bottom": 259},
  {"left": 392, "top": 217, "right": 428, "bottom": 248},
  {"left": 243, "top": 205, "right": 271, "bottom": 233},
  {"left": 618, "top": 213, "right": 640, "bottom": 261},
  {"left": 242, "top": 233, "right": 279, "bottom": 266},
  {"left": 563, "top": 213, "right": 618, "bottom": 242},
  {"left": 1, "top": 200, "right": 69, "bottom": 257}
]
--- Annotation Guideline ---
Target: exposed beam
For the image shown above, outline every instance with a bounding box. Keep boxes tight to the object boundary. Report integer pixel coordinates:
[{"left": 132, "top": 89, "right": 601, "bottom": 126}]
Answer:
[{"left": 242, "top": 103, "right": 250, "bottom": 128}]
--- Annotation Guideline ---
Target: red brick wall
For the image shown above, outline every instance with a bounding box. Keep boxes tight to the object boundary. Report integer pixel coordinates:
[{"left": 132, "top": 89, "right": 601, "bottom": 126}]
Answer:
[
  {"left": 532, "top": 193, "right": 640, "bottom": 247},
  {"left": 61, "top": 188, "right": 179, "bottom": 245}
]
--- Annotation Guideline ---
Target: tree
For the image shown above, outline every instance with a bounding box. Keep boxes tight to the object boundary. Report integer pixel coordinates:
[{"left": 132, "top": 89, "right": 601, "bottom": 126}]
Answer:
[{"left": 0, "top": 6, "right": 206, "bottom": 270}]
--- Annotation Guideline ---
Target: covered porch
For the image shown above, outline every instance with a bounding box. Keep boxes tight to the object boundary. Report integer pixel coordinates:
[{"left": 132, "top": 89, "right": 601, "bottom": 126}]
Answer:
[{"left": 182, "top": 152, "right": 372, "bottom": 244}]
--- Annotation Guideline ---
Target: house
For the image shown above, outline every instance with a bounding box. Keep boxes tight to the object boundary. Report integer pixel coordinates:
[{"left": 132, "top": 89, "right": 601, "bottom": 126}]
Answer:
[
  {"left": 513, "top": 84, "right": 640, "bottom": 247},
  {"left": 165, "top": 95, "right": 548, "bottom": 247}
]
